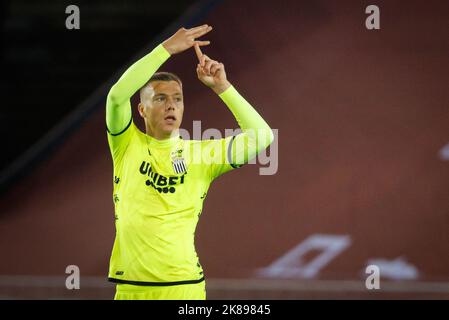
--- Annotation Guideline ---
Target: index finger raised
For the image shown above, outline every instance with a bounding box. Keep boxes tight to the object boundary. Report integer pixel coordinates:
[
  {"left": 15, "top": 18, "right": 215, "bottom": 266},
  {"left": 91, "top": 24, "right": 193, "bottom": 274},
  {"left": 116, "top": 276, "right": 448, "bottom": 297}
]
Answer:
[{"left": 194, "top": 43, "right": 203, "bottom": 61}]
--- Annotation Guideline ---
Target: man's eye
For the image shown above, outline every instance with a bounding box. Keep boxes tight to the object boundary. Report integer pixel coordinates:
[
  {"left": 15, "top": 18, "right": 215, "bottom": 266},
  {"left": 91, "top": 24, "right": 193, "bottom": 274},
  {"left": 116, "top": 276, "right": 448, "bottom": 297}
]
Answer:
[
  {"left": 176, "top": 98, "right": 182, "bottom": 102},
  {"left": 156, "top": 97, "right": 164, "bottom": 101}
]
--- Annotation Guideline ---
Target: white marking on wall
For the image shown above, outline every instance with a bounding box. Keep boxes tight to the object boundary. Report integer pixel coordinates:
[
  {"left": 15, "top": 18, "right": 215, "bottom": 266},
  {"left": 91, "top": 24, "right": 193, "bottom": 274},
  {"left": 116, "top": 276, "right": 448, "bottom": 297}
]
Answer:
[
  {"left": 256, "top": 234, "right": 351, "bottom": 279},
  {"left": 438, "top": 142, "right": 449, "bottom": 160},
  {"left": 365, "top": 257, "right": 419, "bottom": 280}
]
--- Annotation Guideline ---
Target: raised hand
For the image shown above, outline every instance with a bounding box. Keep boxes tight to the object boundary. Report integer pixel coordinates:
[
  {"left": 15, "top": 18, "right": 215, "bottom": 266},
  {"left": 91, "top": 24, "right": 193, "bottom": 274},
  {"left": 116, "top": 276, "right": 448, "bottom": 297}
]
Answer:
[
  {"left": 162, "top": 24, "right": 212, "bottom": 55},
  {"left": 194, "top": 44, "right": 231, "bottom": 95}
]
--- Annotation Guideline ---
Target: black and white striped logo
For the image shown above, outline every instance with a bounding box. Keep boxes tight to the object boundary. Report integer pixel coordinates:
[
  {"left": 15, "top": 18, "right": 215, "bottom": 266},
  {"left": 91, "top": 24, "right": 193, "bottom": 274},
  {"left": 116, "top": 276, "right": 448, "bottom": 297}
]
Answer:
[{"left": 172, "top": 158, "right": 187, "bottom": 174}]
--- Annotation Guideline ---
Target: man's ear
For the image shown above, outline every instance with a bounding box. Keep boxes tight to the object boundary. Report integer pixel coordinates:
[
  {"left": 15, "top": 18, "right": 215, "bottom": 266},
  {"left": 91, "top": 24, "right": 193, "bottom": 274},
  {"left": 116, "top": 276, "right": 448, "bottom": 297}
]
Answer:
[{"left": 138, "top": 102, "right": 146, "bottom": 118}]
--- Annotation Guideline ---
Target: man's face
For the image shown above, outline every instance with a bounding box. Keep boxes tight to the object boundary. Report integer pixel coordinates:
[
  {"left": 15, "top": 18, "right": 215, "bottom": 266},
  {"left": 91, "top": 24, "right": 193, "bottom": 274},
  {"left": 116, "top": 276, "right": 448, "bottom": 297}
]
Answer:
[{"left": 139, "top": 80, "right": 184, "bottom": 139}]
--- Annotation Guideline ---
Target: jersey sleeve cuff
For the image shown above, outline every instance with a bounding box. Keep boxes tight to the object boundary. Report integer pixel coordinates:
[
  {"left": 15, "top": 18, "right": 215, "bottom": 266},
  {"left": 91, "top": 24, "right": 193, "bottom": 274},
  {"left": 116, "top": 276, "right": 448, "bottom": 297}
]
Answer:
[
  {"left": 154, "top": 43, "right": 171, "bottom": 63},
  {"left": 218, "top": 85, "right": 238, "bottom": 103}
]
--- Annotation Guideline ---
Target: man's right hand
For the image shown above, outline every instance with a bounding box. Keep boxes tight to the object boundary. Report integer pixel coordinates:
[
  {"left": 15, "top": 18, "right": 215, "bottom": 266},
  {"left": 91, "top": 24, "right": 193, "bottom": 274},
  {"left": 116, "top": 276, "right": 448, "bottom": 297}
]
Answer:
[{"left": 162, "top": 24, "right": 212, "bottom": 55}]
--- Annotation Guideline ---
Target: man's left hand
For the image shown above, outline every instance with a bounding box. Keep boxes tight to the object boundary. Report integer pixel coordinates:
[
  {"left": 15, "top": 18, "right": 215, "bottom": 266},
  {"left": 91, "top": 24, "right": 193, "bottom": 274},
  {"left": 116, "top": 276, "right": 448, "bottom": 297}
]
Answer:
[{"left": 194, "top": 44, "right": 231, "bottom": 95}]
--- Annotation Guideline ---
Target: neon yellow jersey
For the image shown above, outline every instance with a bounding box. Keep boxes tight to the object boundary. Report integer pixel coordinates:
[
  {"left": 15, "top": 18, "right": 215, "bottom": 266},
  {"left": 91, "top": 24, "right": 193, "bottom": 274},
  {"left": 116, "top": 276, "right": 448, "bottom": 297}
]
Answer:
[
  {"left": 105, "top": 42, "right": 273, "bottom": 285},
  {"left": 107, "top": 121, "right": 235, "bottom": 284}
]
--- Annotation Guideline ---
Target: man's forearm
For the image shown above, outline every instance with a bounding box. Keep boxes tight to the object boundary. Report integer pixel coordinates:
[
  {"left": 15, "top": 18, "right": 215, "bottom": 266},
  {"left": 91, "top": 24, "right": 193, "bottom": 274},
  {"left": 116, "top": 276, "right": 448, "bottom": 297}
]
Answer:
[
  {"left": 219, "top": 85, "right": 273, "bottom": 133},
  {"left": 107, "top": 44, "right": 171, "bottom": 107},
  {"left": 211, "top": 80, "right": 231, "bottom": 95},
  {"left": 218, "top": 85, "right": 274, "bottom": 165},
  {"left": 106, "top": 44, "right": 171, "bottom": 134}
]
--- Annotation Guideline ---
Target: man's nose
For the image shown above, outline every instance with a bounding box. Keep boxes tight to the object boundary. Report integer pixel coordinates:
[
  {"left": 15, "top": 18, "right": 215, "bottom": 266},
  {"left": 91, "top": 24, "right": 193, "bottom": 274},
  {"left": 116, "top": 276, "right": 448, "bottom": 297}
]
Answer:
[{"left": 165, "top": 99, "right": 176, "bottom": 110}]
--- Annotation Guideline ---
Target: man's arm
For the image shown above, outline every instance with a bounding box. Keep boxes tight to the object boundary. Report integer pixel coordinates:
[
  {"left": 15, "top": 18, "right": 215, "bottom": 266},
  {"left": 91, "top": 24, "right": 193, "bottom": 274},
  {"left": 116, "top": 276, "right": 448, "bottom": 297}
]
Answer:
[
  {"left": 218, "top": 86, "right": 274, "bottom": 166},
  {"left": 106, "top": 25, "right": 213, "bottom": 134},
  {"left": 106, "top": 44, "right": 170, "bottom": 134},
  {"left": 194, "top": 45, "right": 274, "bottom": 168}
]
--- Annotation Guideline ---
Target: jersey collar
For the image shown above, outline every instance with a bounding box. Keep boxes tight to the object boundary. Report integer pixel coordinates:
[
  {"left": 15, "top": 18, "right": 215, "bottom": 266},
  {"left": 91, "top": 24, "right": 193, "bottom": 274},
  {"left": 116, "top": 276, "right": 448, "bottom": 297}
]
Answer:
[{"left": 145, "top": 131, "right": 181, "bottom": 148}]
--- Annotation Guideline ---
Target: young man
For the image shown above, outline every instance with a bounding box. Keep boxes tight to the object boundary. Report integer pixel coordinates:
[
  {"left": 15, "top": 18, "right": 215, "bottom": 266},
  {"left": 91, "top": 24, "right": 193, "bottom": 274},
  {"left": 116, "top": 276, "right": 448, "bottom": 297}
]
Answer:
[{"left": 106, "top": 24, "right": 273, "bottom": 300}]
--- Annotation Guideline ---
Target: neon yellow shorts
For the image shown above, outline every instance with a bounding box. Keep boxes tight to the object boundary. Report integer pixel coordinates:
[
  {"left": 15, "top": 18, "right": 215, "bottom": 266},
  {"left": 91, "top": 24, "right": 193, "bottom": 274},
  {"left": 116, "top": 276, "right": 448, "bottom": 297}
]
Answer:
[{"left": 114, "top": 281, "right": 206, "bottom": 300}]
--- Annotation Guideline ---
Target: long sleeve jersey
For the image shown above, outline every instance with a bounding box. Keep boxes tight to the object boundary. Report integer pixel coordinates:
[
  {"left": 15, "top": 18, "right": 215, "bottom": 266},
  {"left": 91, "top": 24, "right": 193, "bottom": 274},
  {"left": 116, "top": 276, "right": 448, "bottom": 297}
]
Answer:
[{"left": 106, "top": 43, "right": 273, "bottom": 285}]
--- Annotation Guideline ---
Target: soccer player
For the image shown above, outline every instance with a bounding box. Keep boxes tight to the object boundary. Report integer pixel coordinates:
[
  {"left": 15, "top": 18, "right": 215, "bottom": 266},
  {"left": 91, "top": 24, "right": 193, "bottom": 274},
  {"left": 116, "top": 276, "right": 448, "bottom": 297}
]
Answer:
[{"left": 106, "top": 24, "right": 274, "bottom": 300}]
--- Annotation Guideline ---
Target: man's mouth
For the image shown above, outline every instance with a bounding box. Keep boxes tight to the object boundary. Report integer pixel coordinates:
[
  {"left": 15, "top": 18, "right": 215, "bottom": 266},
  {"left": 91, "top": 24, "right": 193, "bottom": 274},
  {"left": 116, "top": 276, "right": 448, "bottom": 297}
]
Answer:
[
  {"left": 164, "top": 115, "right": 177, "bottom": 123},
  {"left": 164, "top": 115, "right": 176, "bottom": 121}
]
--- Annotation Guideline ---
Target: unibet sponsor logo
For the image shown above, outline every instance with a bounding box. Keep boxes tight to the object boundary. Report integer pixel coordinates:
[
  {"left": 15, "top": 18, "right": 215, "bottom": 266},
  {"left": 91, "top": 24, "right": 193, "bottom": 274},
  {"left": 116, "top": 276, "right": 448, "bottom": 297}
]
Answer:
[{"left": 139, "top": 161, "right": 185, "bottom": 193}]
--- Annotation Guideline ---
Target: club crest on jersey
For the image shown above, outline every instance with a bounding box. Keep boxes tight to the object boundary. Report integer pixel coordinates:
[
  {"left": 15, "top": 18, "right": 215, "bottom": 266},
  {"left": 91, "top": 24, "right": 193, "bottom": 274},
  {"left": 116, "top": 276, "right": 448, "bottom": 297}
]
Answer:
[{"left": 171, "top": 149, "right": 187, "bottom": 174}]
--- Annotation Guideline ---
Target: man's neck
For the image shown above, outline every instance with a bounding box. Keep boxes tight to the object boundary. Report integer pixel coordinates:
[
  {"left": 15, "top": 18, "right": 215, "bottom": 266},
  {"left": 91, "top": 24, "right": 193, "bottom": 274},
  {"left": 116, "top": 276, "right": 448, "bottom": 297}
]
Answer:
[{"left": 146, "top": 126, "right": 178, "bottom": 141}]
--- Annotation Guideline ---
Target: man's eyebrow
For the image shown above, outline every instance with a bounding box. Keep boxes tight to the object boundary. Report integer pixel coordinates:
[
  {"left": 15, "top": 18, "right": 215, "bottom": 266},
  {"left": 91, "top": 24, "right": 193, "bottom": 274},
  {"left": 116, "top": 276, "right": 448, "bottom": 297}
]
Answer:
[{"left": 154, "top": 92, "right": 182, "bottom": 97}]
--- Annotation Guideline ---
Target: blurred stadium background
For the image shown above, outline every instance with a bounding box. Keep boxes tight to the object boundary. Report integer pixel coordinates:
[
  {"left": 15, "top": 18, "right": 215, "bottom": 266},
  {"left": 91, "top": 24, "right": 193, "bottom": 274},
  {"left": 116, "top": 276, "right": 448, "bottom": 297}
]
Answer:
[{"left": 1, "top": 0, "right": 448, "bottom": 299}]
